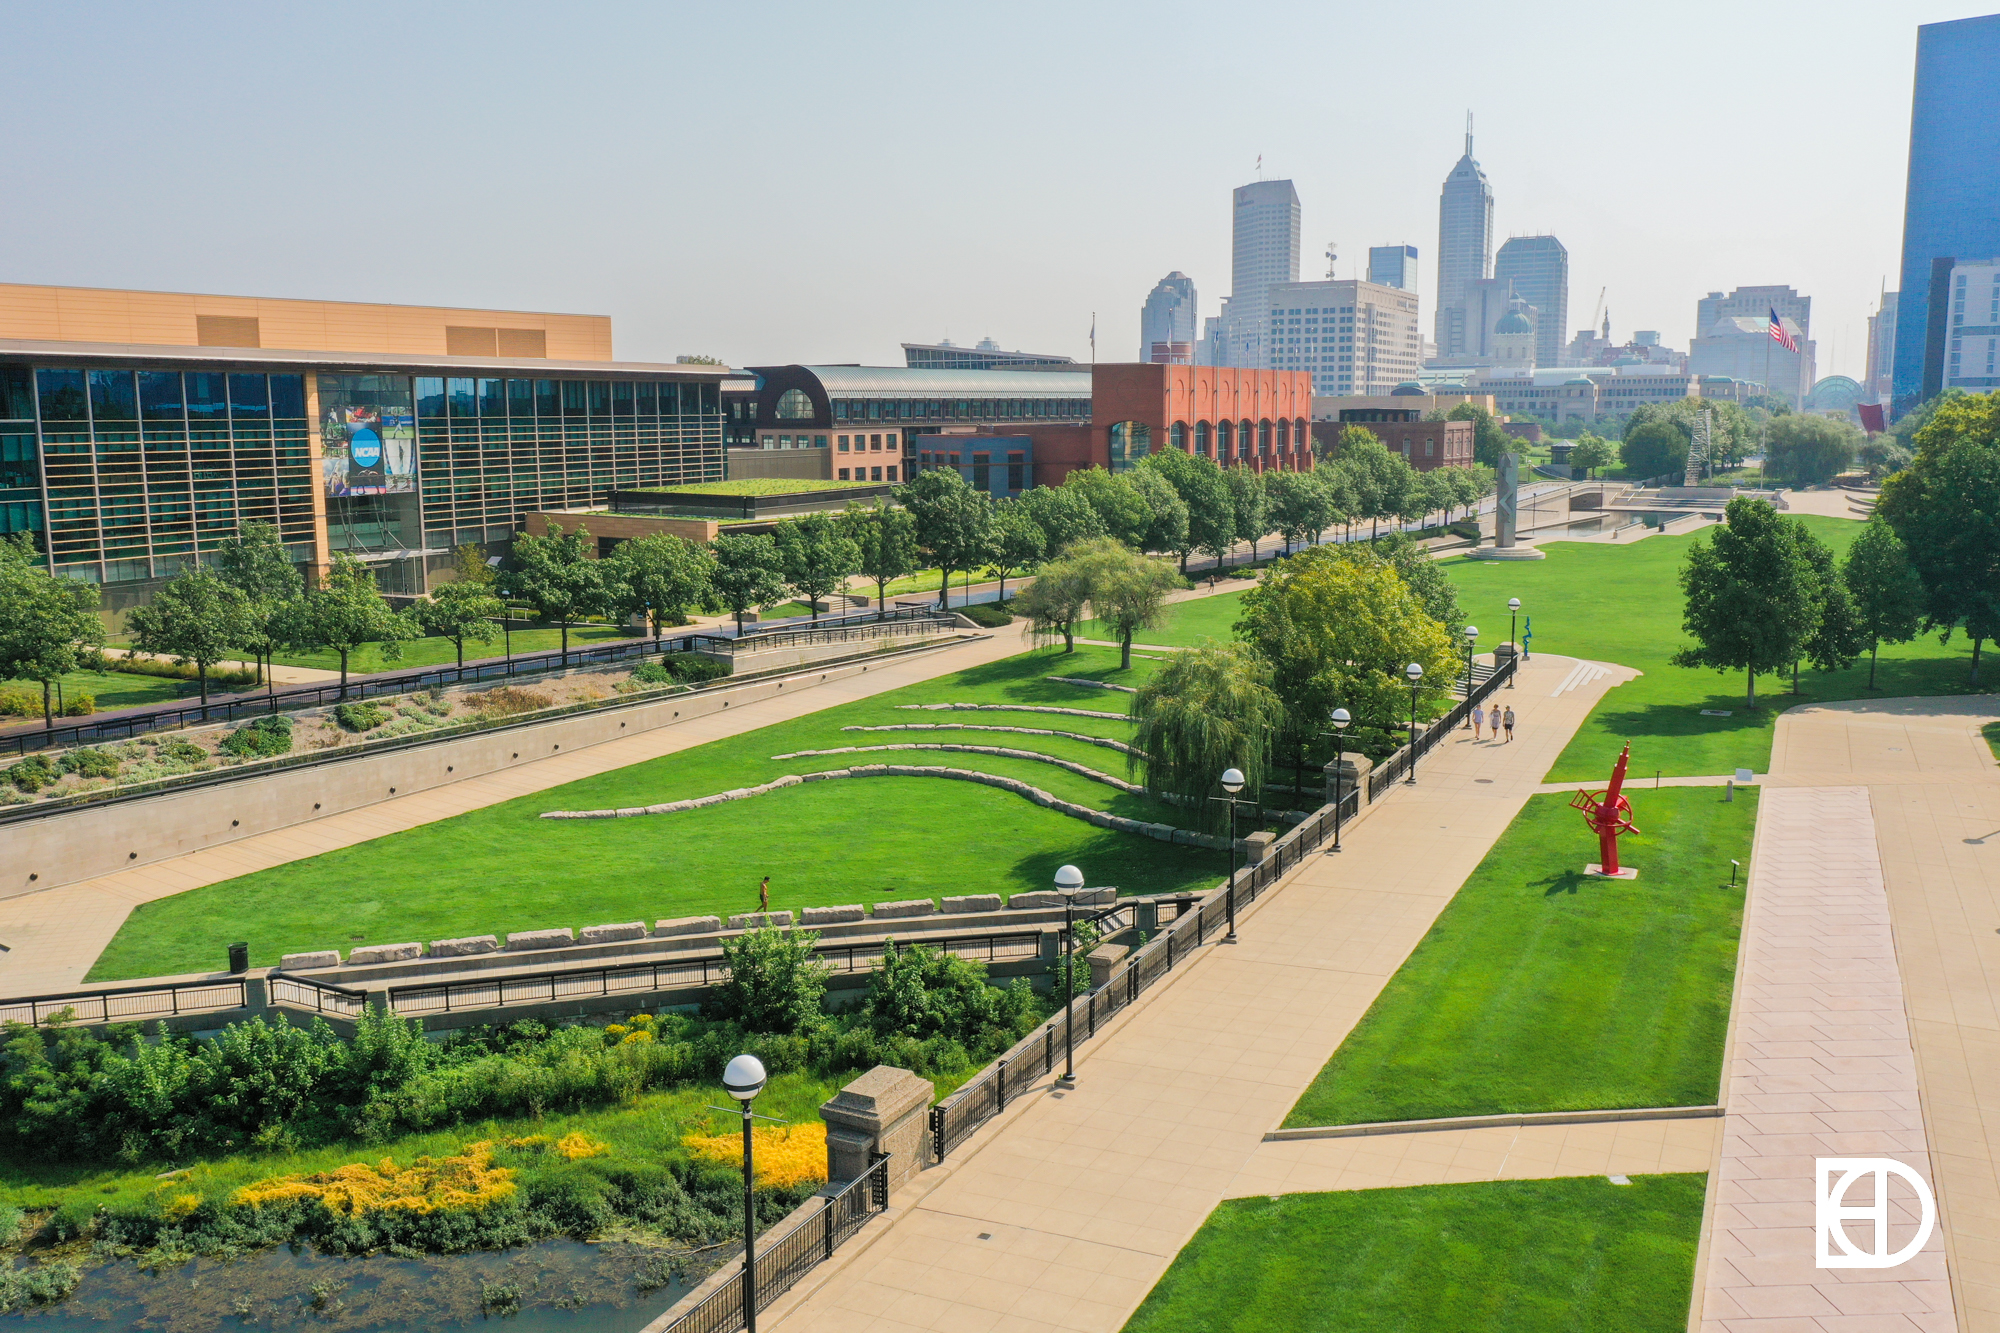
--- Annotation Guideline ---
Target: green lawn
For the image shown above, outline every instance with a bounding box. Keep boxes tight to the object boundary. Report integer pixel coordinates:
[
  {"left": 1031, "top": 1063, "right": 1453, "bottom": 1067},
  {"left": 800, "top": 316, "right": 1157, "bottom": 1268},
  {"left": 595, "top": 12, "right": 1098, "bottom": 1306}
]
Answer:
[
  {"left": 268, "top": 622, "right": 645, "bottom": 674},
  {"left": 634, "top": 478, "right": 862, "bottom": 496},
  {"left": 1122, "top": 1174, "right": 1706, "bottom": 1333},
  {"left": 88, "top": 645, "right": 1231, "bottom": 980},
  {"left": 1282, "top": 789, "right": 1753, "bottom": 1128},
  {"left": 1079, "top": 590, "right": 1247, "bottom": 648},
  {"left": 2, "top": 667, "right": 235, "bottom": 718},
  {"left": 1442, "top": 516, "right": 1988, "bottom": 781},
  {"left": 1985, "top": 721, "right": 2000, "bottom": 765}
]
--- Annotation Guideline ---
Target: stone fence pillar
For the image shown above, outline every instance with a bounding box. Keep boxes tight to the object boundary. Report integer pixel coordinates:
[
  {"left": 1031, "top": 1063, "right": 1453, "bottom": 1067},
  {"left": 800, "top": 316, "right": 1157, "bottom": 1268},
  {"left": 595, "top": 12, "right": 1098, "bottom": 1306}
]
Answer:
[
  {"left": 820, "top": 1065, "right": 933, "bottom": 1195},
  {"left": 1324, "top": 754, "right": 1374, "bottom": 808},
  {"left": 1242, "top": 830, "right": 1276, "bottom": 864}
]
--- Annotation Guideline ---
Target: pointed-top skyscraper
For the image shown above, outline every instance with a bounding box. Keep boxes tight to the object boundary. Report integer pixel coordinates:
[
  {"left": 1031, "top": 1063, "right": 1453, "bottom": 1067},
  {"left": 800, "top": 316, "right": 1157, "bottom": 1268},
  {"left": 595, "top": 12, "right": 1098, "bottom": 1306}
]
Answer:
[{"left": 1435, "top": 115, "right": 1495, "bottom": 359}]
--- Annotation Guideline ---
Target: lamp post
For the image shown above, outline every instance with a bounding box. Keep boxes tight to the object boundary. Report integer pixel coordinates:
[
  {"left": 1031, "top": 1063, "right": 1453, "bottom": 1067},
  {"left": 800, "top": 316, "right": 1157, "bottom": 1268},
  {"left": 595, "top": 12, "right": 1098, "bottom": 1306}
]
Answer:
[
  {"left": 1326, "top": 708, "right": 1351, "bottom": 852},
  {"left": 1212, "top": 768, "right": 1249, "bottom": 943},
  {"left": 724, "top": 1053, "right": 768, "bottom": 1333},
  {"left": 1404, "top": 661, "right": 1424, "bottom": 785},
  {"left": 1462, "top": 625, "right": 1480, "bottom": 716},
  {"left": 1507, "top": 598, "right": 1520, "bottom": 687},
  {"left": 1055, "top": 863, "right": 1085, "bottom": 1084}
]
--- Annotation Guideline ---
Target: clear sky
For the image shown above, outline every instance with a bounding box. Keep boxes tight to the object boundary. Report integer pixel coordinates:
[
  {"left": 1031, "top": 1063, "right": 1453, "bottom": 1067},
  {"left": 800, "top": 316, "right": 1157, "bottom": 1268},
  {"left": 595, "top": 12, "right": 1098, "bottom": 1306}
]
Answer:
[{"left": 1, "top": 0, "right": 1977, "bottom": 379}]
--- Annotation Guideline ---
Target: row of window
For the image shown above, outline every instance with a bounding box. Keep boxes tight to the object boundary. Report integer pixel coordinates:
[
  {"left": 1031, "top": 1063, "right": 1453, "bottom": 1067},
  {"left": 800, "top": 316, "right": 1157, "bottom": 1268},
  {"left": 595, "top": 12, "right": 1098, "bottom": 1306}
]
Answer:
[
  {"left": 415, "top": 377, "right": 720, "bottom": 419},
  {"left": 825, "top": 397, "right": 1087, "bottom": 423},
  {"left": 26, "top": 368, "right": 306, "bottom": 424},
  {"left": 835, "top": 465, "right": 899, "bottom": 482}
]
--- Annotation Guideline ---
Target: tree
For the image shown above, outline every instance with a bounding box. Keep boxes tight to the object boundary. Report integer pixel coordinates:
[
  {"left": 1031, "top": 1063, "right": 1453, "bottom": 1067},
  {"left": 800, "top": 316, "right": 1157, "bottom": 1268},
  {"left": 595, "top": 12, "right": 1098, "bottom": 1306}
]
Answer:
[
  {"left": 1265, "top": 470, "right": 1330, "bottom": 553},
  {"left": 497, "top": 523, "right": 610, "bottom": 666},
  {"left": 1765, "top": 414, "right": 1862, "bottom": 486},
  {"left": 1141, "top": 448, "right": 1233, "bottom": 573},
  {"left": 708, "top": 925, "right": 829, "bottom": 1035},
  {"left": 841, "top": 500, "right": 920, "bottom": 620},
  {"left": 1222, "top": 466, "right": 1271, "bottom": 563},
  {"left": 1793, "top": 520, "right": 1867, "bottom": 685},
  {"left": 897, "top": 467, "right": 994, "bottom": 608},
  {"left": 986, "top": 501, "right": 1045, "bottom": 601},
  {"left": 1073, "top": 538, "right": 1182, "bottom": 670},
  {"left": 1013, "top": 543, "right": 1095, "bottom": 653},
  {"left": 1128, "top": 642, "right": 1284, "bottom": 832},
  {"left": 771, "top": 512, "right": 860, "bottom": 621},
  {"left": 1446, "top": 402, "right": 1514, "bottom": 467},
  {"left": 1060, "top": 466, "right": 1151, "bottom": 548},
  {"left": 1568, "top": 434, "right": 1616, "bottom": 478},
  {"left": 1313, "top": 423, "right": 1385, "bottom": 467},
  {"left": 1369, "top": 532, "right": 1464, "bottom": 635},
  {"left": 0, "top": 536, "right": 104, "bottom": 730},
  {"left": 1670, "top": 497, "right": 1819, "bottom": 705},
  {"left": 1877, "top": 392, "right": 2000, "bottom": 686},
  {"left": 1235, "top": 544, "right": 1457, "bottom": 789},
  {"left": 277, "top": 553, "right": 415, "bottom": 696},
  {"left": 606, "top": 532, "right": 715, "bottom": 641},
  {"left": 126, "top": 567, "right": 255, "bottom": 709},
  {"left": 1124, "top": 466, "right": 1190, "bottom": 560},
  {"left": 1856, "top": 436, "right": 1912, "bottom": 479},
  {"left": 709, "top": 533, "right": 787, "bottom": 633},
  {"left": 1842, "top": 516, "right": 1926, "bottom": 689},
  {"left": 452, "top": 543, "right": 496, "bottom": 586},
  {"left": 211, "top": 519, "right": 302, "bottom": 695},
  {"left": 410, "top": 579, "right": 504, "bottom": 670},
  {"left": 1012, "top": 485, "right": 1105, "bottom": 557},
  {"left": 1620, "top": 417, "right": 1688, "bottom": 479}
]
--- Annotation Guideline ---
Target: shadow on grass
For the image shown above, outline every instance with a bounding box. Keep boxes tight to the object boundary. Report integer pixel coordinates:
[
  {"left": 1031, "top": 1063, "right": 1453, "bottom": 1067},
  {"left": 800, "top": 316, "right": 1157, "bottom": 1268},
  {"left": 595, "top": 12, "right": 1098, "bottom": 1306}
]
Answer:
[{"left": 1538, "top": 870, "right": 1590, "bottom": 897}]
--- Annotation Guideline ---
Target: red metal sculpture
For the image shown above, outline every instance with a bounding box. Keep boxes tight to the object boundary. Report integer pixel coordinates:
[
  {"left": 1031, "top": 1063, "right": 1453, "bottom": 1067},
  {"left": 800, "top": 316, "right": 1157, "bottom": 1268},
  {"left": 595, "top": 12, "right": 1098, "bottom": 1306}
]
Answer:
[{"left": 1570, "top": 743, "right": 1641, "bottom": 877}]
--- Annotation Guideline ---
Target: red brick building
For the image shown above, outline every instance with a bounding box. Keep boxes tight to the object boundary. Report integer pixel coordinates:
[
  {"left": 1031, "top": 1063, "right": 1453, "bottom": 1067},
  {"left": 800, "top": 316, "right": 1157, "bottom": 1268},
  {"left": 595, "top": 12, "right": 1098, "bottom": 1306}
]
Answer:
[
  {"left": 1029, "top": 363, "right": 1315, "bottom": 486},
  {"left": 1311, "top": 416, "right": 1475, "bottom": 472}
]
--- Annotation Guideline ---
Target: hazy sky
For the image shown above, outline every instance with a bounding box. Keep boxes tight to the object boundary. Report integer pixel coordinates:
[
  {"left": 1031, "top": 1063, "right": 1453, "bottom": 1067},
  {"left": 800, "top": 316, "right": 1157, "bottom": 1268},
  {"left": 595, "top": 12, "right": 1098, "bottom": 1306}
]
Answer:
[{"left": 2, "top": 1, "right": 1977, "bottom": 379}]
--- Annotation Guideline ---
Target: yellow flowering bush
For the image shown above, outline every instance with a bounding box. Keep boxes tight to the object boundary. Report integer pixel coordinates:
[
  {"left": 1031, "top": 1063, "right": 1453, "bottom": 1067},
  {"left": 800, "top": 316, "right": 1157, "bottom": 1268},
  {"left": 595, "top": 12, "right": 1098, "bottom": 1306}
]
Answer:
[
  {"left": 231, "top": 1143, "right": 516, "bottom": 1216},
  {"left": 683, "top": 1122, "right": 827, "bottom": 1190},
  {"left": 554, "top": 1132, "right": 607, "bottom": 1161}
]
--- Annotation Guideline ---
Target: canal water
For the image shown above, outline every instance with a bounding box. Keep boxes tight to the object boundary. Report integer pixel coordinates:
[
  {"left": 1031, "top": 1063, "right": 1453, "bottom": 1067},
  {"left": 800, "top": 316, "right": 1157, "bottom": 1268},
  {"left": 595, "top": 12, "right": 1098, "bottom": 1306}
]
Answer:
[{"left": 2, "top": 1237, "right": 710, "bottom": 1332}]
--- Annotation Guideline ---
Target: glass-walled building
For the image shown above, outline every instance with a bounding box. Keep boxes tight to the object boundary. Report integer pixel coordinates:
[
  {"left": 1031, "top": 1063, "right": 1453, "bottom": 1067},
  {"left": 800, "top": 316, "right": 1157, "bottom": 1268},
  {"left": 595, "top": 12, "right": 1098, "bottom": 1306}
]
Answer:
[{"left": 0, "top": 345, "right": 726, "bottom": 609}]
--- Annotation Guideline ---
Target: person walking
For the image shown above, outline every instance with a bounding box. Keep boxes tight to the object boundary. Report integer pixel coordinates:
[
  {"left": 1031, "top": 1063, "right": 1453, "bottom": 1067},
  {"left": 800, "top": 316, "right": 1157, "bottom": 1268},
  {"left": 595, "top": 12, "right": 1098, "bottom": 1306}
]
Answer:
[
  {"left": 758, "top": 876, "right": 771, "bottom": 914},
  {"left": 1469, "top": 703, "right": 1485, "bottom": 739},
  {"left": 1502, "top": 706, "right": 1516, "bottom": 743}
]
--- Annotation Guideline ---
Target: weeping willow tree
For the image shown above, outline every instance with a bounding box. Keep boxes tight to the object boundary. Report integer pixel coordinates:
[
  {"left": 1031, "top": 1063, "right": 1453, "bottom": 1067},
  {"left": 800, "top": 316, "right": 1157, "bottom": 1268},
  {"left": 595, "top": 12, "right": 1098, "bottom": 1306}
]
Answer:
[{"left": 1128, "top": 641, "right": 1283, "bottom": 833}]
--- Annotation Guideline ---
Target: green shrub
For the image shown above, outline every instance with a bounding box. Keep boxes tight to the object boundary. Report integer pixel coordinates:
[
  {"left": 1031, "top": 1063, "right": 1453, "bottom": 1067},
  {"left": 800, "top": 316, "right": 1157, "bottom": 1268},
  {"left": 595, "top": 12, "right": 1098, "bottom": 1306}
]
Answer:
[
  {"left": 0, "top": 687, "right": 41, "bottom": 717},
  {"left": 218, "top": 714, "right": 294, "bottom": 759},
  {"left": 957, "top": 601, "right": 1015, "bottom": 628},
  {"left": 108, "top": 657, "right": 257, "bottom": 688},
  {"left": 864, "top": 940, "right": 1038, "bottom": 1049},
  {"left": 333, "top": 702, "right": 389, "bottom": 732},
  {"left": 157, "top": 737, "right": 207, "bottom": 765},
  {"left": 704, "top": 926, "right": 831, "bottom": 1034},
  {"left": 5, "top": 754, "right": 58, "bottom": 793},
  {"left": 631, "top": 652, "right": 731, "bottom": 686},
  {"left": 0, "top": 1260, "right": 80, "bottom": 1311},
  {"left": 59, "top": 692, "right": 95, "bottom": 717},
  {"left": 58, "top": 748, "right": 121, "bottom": 779}
]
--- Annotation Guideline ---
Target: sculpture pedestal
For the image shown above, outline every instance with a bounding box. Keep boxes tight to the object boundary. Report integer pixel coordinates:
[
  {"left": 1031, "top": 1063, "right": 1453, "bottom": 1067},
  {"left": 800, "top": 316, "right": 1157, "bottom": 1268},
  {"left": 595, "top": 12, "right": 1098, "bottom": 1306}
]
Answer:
[
  {"left": 1466, "top": 545, "right": 1546, "bottom": 561},
  {"left": 1585, "top": 864, "right": 1639, "bottom": 880}
]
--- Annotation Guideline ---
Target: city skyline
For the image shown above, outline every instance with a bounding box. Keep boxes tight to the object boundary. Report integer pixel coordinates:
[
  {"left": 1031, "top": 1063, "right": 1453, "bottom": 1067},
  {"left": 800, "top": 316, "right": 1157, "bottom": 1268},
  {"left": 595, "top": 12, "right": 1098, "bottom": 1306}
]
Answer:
[{"left": 0, "top": 0, "right": 1975, "bottom": 381}]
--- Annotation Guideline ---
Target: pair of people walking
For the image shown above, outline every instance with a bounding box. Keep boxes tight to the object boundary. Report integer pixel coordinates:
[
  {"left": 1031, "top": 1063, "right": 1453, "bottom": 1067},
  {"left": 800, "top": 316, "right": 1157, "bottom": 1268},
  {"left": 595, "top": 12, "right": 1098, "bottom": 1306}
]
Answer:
[{"left": 1468, "top": 703, "right": 1516, "bottom": 742}]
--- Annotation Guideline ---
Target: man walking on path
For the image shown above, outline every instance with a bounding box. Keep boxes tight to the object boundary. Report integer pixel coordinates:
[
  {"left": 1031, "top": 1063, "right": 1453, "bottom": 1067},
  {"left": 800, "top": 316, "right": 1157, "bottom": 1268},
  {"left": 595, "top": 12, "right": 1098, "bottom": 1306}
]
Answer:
[
  {"left": 1470, "top": 703, "right": 1485, "bottom": 739},
  {"left": 1502, "top": 706, "right": 1515, "bottom": 742},
  {"left": 758, "top": 876, "right": 771, "bottom": 914}
]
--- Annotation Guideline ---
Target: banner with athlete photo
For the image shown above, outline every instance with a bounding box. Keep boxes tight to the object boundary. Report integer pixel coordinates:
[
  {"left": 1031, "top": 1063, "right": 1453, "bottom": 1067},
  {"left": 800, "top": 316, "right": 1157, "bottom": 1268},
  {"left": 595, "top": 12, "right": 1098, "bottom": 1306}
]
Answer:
[{"left": 319, "top": 374, "right": 416, "bottom": 497}]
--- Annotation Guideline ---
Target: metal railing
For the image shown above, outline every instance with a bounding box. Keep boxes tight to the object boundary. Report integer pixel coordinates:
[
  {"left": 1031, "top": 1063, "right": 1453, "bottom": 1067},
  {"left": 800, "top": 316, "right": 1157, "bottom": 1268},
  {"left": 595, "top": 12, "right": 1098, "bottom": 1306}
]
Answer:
[
  {"left": 659, "top": 1153, "right": 891, "bottom": 1333},
  {"left": 927, "top": 775, "right": 1370, "bottom": 1164},
  {"left": 695, "top": 612, "right": 957, "bottom": 659},
  {"left": 0, "top": 606, "right": 953, "bottom": 758},
  {"left": 1369, "top": 655, "right": 1517, "bottom": 801},
  {"left": 0, "top": 977, "right": 247, "bottom": 1028},
  {"left": 379, "top": 930, "right": 1044, "bottom": 1019},
  {"left": 267, "top": 974, "right": 369, "bottom": 1019}
]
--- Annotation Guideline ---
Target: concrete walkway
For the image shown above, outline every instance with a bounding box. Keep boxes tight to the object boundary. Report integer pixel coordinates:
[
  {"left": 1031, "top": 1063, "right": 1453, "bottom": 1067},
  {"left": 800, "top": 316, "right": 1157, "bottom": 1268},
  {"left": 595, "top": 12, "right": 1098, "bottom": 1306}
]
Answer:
[
  {"left": 761, "top": 652, "right": 1641, "bottom": 1333},
  {"left": 0, "top": 630, "right": 1033, "bottom": 994}
]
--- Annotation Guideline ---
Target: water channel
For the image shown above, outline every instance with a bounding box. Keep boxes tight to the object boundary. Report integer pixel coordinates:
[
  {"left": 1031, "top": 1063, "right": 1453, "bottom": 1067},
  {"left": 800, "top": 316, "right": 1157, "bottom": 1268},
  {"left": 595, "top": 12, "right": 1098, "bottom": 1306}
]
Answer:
[{"left": 3, "top": 1236, "right": 712, "bottom": 1333}]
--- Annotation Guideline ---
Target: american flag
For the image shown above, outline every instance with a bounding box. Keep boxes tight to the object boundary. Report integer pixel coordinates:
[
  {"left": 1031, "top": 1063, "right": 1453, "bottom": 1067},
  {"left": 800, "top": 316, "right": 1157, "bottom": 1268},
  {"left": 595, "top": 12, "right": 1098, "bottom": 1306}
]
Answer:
[{"left": 1768, "top": 308, "right": 1799, "bottom": 353}]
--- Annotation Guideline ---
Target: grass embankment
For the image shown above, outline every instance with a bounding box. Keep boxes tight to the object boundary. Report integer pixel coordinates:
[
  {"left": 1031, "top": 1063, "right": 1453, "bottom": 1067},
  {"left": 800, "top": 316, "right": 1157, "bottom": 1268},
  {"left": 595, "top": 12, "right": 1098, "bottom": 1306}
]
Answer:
[
  {"left": 269, "top": 622, "right": 645, "bottom": 675},
  {"left": 1442, "top": 515, "right": 1986, "bottom": 781},
  {"left": 1283, "top": 788, "right": 1754, "bottom": 1128},
  {"left": 90, "top": 645, "right": 1227, "bottom": 979},
  {"left": 1123, "top": 1175, "right": 1705, "bottom": 1333},
  {"left": 1077, "top": 590, "right": 1246, "bottom": 649}
]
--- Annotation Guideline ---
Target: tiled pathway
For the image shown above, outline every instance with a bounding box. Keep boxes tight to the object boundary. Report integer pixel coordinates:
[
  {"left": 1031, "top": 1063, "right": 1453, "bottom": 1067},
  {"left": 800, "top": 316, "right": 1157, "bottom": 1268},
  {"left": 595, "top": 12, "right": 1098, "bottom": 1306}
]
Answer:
[
  {"left": 759, "top": 653, "right": 1641, "bottom": 1333},
  {"left": 1695, "top": 785, "right": 1955, "bottom": 1331}
]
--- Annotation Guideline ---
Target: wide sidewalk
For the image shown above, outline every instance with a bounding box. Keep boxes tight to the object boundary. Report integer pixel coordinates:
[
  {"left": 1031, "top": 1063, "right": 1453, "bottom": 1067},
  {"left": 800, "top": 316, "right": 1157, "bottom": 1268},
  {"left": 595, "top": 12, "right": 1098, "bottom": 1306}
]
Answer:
[
  {"left": 762, "top": 651, "right": 1643, "bottom": 1333},
  {"left": 0, "top": 629, "right": 1033, "bottom": 994}
]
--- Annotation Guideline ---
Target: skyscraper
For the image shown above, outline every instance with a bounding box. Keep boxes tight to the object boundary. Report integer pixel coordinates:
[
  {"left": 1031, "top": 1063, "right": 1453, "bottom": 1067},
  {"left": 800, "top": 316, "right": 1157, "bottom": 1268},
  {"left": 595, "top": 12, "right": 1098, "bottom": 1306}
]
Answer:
[
  {"left": 1138, "top": 272, "right": 1198, "bottom": 362},
  {"left": 1866, "top": 292, "right": 1898, "bottom": 397},
  {"left": 1435, "top": 122, "right": 1495, "bottom": 358},
  {"left": 1494, "top": 236, "right": 1568, "bottom": 369},
  {"left": 1368, "top": 245, "right": 1419, "bottom": 292},
  {"left": 1217, "top": 179, "right": 1301, "bottom": 368},
  {"left": 1893, "top": 13, "right": 2000, "bottom": 414}
]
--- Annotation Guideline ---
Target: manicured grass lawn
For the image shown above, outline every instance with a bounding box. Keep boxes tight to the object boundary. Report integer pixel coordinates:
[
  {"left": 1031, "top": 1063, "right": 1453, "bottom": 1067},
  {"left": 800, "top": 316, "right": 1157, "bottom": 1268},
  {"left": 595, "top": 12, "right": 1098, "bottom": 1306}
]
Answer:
[
  {"left": 1282, "top": 788, "right": 1754, "bottom": 1128},
  {"left": 1443, "top": 515, "right": 1987, "bottom": 781},
  {"left": 1985, "top": 722, "right": 2000, "bottom": 765},
  {"left": 1078, "top": 590, "right": 1246, "bottom": 648},
  {"left": 1122, "top": 1174, "right": 1706, "bottom": 1333},
  {"left": 2, "top": 667, "right": 239, "bottom": 718},
  {"left": 89, "top": 646, "right": 1228, "bottom": 980},
  {"left": 269, "top": 622, "right": 645, "bottom": 674}
]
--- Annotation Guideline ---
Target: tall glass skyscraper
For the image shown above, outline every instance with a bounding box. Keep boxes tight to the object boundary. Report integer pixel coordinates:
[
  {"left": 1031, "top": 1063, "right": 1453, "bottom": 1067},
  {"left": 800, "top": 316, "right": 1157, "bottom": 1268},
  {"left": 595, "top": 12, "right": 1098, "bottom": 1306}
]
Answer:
[
  {"left": 1218, "top": 180, "right": 1301, "bottom": 367},
  {"left": 1436, "top": 126, "right": 1495, "bottom": 358},
  {"left": 1139, "top": 272, "right": 1198, "bottom": 361},
  {"left": 1893, "top": 13, "right": 2000, "bottom": 415},
  {"left": 1367, "top": 245, "right": 1419, "bottom": 292},
  {"left": 1494, "top": 236, "right": 1569, "bottom": 368}
]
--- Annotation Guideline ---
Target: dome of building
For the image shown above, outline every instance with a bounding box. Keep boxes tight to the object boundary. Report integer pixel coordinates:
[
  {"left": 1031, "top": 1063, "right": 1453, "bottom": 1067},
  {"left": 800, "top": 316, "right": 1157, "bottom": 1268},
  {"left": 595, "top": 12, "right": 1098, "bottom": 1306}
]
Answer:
[
  {"left": 1495, "top": 309, "right": 1534, "bottom": 334},
  {"left": 1564, "top": 377, "right": 1593, "bottom": 387},
  {"left": 1390, "top": 381, "right": 1426, "bottom": 396}
]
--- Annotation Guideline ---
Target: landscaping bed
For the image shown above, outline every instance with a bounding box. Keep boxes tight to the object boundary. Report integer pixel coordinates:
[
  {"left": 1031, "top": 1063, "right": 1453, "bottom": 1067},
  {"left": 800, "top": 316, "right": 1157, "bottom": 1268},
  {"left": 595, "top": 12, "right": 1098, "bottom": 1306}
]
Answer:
[{"left": 1283, "top": 788, "right": 1755, "bottom": 1128}]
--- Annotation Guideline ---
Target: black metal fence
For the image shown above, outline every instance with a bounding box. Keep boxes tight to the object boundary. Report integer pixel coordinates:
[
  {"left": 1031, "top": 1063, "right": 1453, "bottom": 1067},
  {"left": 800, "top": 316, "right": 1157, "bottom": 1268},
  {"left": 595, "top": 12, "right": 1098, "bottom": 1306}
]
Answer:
[
  {"left": 267, "top": 975, "right": 368, "bottom": 1019},
  {"left": 0, "top": 977, "right": 246, "bottom": 1028},
  {"left": 1369, "top": 655, "right": 1518, "bottom": 800},
  {"left": 0, "top": 606, "right": 952, "bottom": 758},
  {"left": 659, "top": 1153, "right": 891, "bottom": 1333}
]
